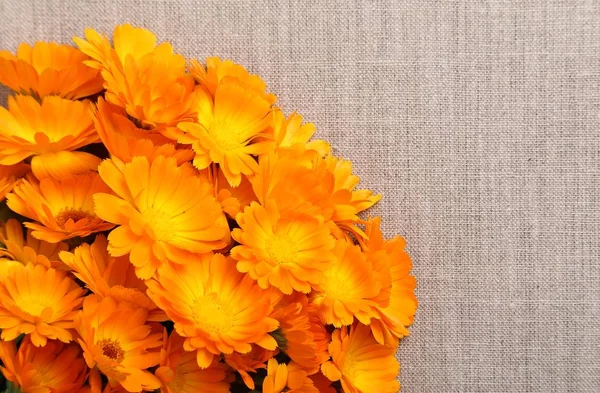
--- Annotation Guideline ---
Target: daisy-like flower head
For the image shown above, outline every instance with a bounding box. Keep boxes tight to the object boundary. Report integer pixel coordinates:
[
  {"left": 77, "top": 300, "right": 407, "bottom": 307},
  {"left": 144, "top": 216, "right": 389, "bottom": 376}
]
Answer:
[
  {"left": 75, "top": 295, "right": 162, "bottom": 392},
  {"left": 93, "top": 97, "right": 194, "bottom": 165},
  {"left": 321, "top": 324, "right": 400, "bottom": 393},
  {"left": 269, "top": 293, "right": 328, "bottom": 374},
  {"left": 224, "top": 345, "right": 273, "bottom": 390},
  {"left": 0, "top": 95, "right": 101, "bottom": 180},
  {"left": 263, "top": 358, "right": 319, "bottom": 393},
  {"left": 0, "top": 41, "right": 103, "bottom": 99},
  {"left": 155, "top": 331, "right": 230, "bottom": 393},
  {"left": 189, "top": 56, "right": 277, "bottom": 104},
  {"left": 0, "top": 163, "right": 29, "bottom": 202},
  {"left": 0, "top": 263, "right": 85, "bottom": 346},
  {"left": 0, "top": 218, "right": 68, "bottom": 274},
  {"left": 177, "top": 78, "right": 274, "bottom": 187},
  {"left": 94, "top": 155, "right": 230, "bottom": 279},
  {"left": 59, "top": 235, "right": 166, "bottom": 321},
  {"left": 309, "top": 238, "right": 387, "bottom": 327},
  {"left": 231, "top": 201, "right": 335, "bottom": 294},
  {"left": 146, "top": 253, "right": 279, "bottom": 368},
  {"left": 74, "top": 24, "right": 200, "bottom": 137},
  {"left": 7, "top": 172, "right": 116, "bottom": 243},
  {"left": 0, "top": 336, "right": 88, "bottom": 393},
  {"left": 362, "top": 217, "right": 418, "bottom": 346},
  {"left": 272, "top": 108, "right": 329, "bottom": 155}
]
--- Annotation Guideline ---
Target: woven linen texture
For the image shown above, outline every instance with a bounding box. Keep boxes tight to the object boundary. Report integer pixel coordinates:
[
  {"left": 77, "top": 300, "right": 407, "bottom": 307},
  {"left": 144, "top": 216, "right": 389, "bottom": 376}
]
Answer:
[{"left": 1, "top": 1, "right": 599, "bottom": 392}]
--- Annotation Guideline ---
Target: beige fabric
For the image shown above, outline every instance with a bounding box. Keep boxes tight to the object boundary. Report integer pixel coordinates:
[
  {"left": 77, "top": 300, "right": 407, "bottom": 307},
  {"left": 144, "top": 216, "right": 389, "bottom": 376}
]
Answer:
[{"left": 1, "top": 1, "right": 600, "bottom": 392}]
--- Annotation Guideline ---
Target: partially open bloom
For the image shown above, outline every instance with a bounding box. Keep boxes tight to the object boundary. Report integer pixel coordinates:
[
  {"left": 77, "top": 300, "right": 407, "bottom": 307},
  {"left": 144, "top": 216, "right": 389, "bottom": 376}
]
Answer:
[
  {"left": 360, "top": 217, "right": 417, "bottom": 346},
  {"left": 178, "top": 79, "right": 274, "bottom": 187},
  {"left": 75, "top": 24, "right": 200, "bottom": 137},
  {"left": 0, "top": 336, "right": 88, "bottom": 393},
  {"left": 146, "top": 253, "right": 278, "bottom": 368},
  {"left": 0, "top": 263, "right": 85, "bottom": 346},
  {"left": 263, "top": 358, "right": 319, "bottom": 393},
  {"left": 75, "top": 295, "right": 162, "bottom": 392},
  {"left": 310, "top": 239, "right": 387, "bottom": 327},
  {"left": 0, "top": 218, "right": 68, "bottom": 273},
  {"left": 94, "top": 155, "right": 229, "bottom": 279},
  {"left": 224, "top": 345, "right": 273, "bottom": 390},
  {"left": 0, "top": 163, "right": 29, "bottom": 202},
  {"left": 321, "top": 324, "right": 400, "bottom": 393},
  {"left": 155, "top": 331, "right": 230, "bottom": 393},
  {"left": 272, "top": 109, "right": 329, "bottom": 154},
  {"left": 59, "top": 235, "right": 166, "bottom": 321},
  {"left": 231, "top": 201, "right": 335, "bottom": 294},
  {"left": 0, "top": 41, "right": 103, "bottom": 99},
  {"left": 7, "top": 172, "right": 115, "bottom": 243},
  {"left": 0, "top": 95, "right": 100, "bottom": 180}
]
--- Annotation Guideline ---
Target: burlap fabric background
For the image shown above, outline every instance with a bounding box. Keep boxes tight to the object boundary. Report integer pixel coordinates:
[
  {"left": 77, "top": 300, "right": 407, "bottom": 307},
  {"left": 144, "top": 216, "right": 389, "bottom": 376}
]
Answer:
[{"left": 1, "top": 1, "right": 599, "bottom": 392}]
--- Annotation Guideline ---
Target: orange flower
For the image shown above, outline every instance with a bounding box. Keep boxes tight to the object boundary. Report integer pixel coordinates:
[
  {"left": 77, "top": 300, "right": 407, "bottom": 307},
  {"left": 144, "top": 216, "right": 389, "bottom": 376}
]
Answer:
[
  {"left": 263, "top": 358, "right": 319, "bottom": 393},
  {"left": 224, "top": 345, "right": 273, "bottom": 390},
  {"left": 0, "top": 95, "right": 100, "bottom": 180},
  {"left": 362, "top": 217, "right": 418, "bottom": 346},
  {"left": 0, "top": 336, "right": 88, "bottom": 393},
  {"left": 75, "top": 295, "right": 162, "bottom": 392},
  {"left": 146, "top": 253, "right": 278, "bottom": 368},
  {"left": 0, "top": 41, "right": 103, "bottom": 99},
  {"left": 270, "top": 294, "right": 328, "bottom": 374},
  {"left": 0, "top": 218, "right": 68, "bottom": 273},
  {"left": 74, "top": 24, "right": 200, "bottom": 137},
  {"left": 212, "top": 166, "right": 256, "bottom": 217},
  {"left": 308, "top": 372, "right": 337, "bottom": 393},
  {"left": 59, "top": 235, "right": 166, "bottom": 321},
  {"left": 272, "top": 109, "right": 329, "bottom": 155},
  {"left": 94, "top": 156, "right": 229, "bottom": 279},
  {"left": 189, "top": 57, "right": 276, "bottom": 104},
  {"left": 78, "top": 369, "right": 129, "bottom": 393},
  {"left": 7, "top": 172, "right": 115, "bottom": 243},
  {"left": 251, "top": 147, "right": 380, "bottom": 240},
  {"left": 155, "top": 331, "right": 230, "bottom": 393},
  {"left": 93, "top": 97, "right": 193, "bottom": 164},
  {"left": 321, "top": 324, "right": 400, "bottom": 393},
  {"left": 231, "top": 201, "right": 335, "bottom": 294},
  {"left": 177, "top": 78, "right": 274, "bottom": 187},
  {"left": 0, "top": 263, "right": 85, "bottom": 346},
  {"left": 310, "top": 239, "right": 386, "bottom": 327},
  {"left": 0, "top": 163, "right": 29, "bottom": 202}
]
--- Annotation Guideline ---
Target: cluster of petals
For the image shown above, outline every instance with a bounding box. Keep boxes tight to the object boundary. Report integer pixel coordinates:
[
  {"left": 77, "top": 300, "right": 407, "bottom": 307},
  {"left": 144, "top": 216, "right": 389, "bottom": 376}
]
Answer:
[{"left": 0, "top": 23, "right": 417, "bottom": 393}]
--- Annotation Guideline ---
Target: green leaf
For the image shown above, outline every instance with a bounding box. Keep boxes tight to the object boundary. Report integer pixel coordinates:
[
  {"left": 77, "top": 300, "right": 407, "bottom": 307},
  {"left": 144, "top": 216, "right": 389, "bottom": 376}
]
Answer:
[{"left": 3, "top": 381, "right": 20, "bottom": 393}]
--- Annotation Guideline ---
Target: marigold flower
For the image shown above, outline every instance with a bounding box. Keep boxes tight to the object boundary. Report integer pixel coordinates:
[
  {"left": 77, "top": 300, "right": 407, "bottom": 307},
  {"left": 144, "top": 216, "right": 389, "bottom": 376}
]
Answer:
[
  {"left": 93, "top": 97, "right": 193, "bottom": 164},
  {"left": 321, "top": 324, "right": 400, "bottom": 393},
  {"left": 189, "top": 57, "right": 277, "bottom": 104},
  {"left": 0, "top": 41, "right": 103, "bottom": 99},
  {"left": 177, "top": 79, "right": 274, "bottom": 187},
  {"left": 272, "top": 108, "right": 329, "bottom": 155},
  {"left": 0, "top": 95, "right": 101, "bottom": 180},
  {"left": 59, "top": 235, "right": 166, "bottom": 321},
  {"left": 75, "top": 295, "right": 162, "bottom": 392},
  {"left": 0, "top": 336, "right": 88, "bottom": 393},
  {"left": 94, "top": 155, "right": 229, "bottom": 279},
  {"left": 362, "top": 217, "right": 418, "bottom": 345},
  {"left": 0, "top": 263, "right": 85, "bottom": 346},
  {"left": 231, "top": 201, "right": 335, "bottom": 294},
  {"left": 263, "top": 358, "right": 319, "bottom": 393},
  {"left": 146, "top": 253, "right": 279, "bottom": 368},
  {"left": 155, "top": 331, "right": 230, "bottom": 393},
  {"left": 224, "top": 345, "right": 273, "bottom": 390},
  {"left": 74, "top": 24, "right": 200, "bottom": 137},
  {"left": 6, "top": 172, "right": 115, "bottom": 243},
  {"left": 310, "top": 239, "right": 387, "bottom": 327},
  {"left": 0, "top": 163, "right": 29, "bottom": 202},
  {"left": 0, "top": 218, "right": 68, "bottom": 274}
]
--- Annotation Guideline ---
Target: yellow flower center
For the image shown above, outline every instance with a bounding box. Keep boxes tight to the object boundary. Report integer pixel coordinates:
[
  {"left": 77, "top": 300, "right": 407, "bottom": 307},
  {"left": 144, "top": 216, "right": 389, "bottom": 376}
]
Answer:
[
  {"left": 266, "top": 234, "right": 298, "bottom": 265},
  {"left": 192, "top": 293, "right": 233, "bottom": 334},
  {"left": 210, "top": 126, "right": 243, "bottom": 151},
  {"left": 15, "top": 294, "right": 54, "bottom": 317},
  {"left": 142, "top": 206, "right": 175, "bottom": 241},
  {"left": 97, "top": 339, "right": 125, "bottom": 362},
  {"left": 319, "top": 271, "right": 353, "bottom": 300},
  {"left": 55, "top": 208, "right": 94, "bottom": 227}
]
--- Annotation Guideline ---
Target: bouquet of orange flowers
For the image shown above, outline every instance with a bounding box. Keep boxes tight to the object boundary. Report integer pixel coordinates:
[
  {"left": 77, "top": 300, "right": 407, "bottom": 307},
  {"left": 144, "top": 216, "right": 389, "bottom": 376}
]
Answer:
[{"left": 0, "top": 24, "right": 417, "bottom": 393}]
